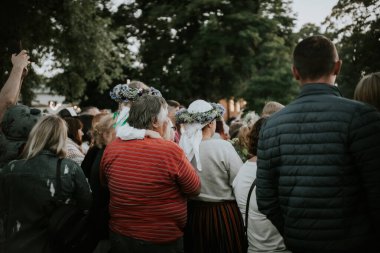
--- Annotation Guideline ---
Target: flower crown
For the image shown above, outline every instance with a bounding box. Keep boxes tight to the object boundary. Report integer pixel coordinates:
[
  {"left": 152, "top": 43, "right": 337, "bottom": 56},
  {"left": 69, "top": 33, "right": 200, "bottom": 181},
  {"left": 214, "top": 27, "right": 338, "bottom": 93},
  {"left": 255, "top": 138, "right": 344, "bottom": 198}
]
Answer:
[
  {"left": 175, "top": 103, "right": 225, "bottom": 125},
  {"left": 110, "top": 84, "right": 162, "bottom": 103}
]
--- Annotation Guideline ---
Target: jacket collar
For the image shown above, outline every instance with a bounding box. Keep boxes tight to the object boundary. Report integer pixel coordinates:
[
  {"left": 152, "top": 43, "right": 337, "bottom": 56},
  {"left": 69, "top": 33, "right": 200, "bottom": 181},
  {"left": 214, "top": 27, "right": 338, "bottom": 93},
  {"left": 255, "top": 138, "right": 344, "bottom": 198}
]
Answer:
[{"left": 298, "top": 83, "right": 342, "bottom": 98}]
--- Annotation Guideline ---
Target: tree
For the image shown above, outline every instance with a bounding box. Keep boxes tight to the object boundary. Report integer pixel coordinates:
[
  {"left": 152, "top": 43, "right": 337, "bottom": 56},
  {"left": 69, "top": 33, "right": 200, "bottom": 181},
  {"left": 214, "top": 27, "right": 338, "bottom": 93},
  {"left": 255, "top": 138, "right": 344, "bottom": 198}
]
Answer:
[
  {"left": 325, "top": 0, "right": 380, "bottom": 98},
  {"left": 0, "top": 0, "right": 127, "bottom": 105},
  {"left": 243, "top": 1, "right": 299, "bottom": 111},
  {"left": 297, "top": 23, "right": 321, "bottom": 39},
  {"left": 114, "top": 0, "right": 298, "bottom": 111}
]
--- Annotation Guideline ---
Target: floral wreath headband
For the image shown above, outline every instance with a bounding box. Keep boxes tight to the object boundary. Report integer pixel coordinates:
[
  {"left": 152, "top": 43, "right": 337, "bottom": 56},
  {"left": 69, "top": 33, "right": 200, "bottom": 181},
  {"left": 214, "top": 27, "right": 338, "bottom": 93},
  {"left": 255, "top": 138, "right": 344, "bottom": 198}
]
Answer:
[
  {"left": 109, "top": 84, "right": 162, "bottom": 103},
  {"left": 175, "top": 102, "right": 225, "bottom": 125}
]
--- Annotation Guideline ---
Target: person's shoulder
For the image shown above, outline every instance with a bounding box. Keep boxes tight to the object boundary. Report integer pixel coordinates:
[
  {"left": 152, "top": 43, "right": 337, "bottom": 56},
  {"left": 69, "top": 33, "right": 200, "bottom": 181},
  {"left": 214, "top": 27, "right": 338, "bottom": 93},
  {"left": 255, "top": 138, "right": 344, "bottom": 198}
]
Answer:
[
  {"left": 330, "top": 96, "right": 380, "bottom": 120},
  {"left": 155, "top": 138, "right": 183, "bottom": 151},
  {"left": 105, "top": 137, "right": 133, "bottom": 149},
  {"left": 0, "top": 159, "right": 23, "bottom": 174},
  {"left": 211, "top": 138, "right": 234, "bottom": 147},
  {"left": 61, "top": 157, "right": 81, "bottom": 170},
  {"left": 205, "top": 138, "right": 228, "bottom": 144},
  {"left": 203, "top": 138, "right": 235, "bottom": 151}
]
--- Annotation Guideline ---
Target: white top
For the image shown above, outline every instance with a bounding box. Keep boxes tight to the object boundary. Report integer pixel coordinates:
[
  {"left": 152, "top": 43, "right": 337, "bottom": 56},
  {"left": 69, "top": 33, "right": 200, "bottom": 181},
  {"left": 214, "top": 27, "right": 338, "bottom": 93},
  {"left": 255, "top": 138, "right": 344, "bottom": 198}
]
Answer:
[
  {"left": 233, "top": 161, "right": 290, "bottom": 253},
  {"left": 115, "top": 106, "right": 146, "bottom": 140},
  {"left": 191, "top": 138, "right": 243, "bottom": 202}
]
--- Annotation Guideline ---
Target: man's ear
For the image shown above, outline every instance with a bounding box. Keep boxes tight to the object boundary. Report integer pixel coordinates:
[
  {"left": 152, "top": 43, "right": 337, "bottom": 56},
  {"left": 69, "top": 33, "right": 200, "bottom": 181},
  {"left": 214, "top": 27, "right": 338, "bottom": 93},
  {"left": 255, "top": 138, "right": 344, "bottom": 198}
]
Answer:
[
  {"left": 333, "top": 60, "right": 342, "bottom": 76},
  {"left": 292, "top": 65, "right": 300, "bottom": 80},
  {"left": 152, "top": 117, "right": 159, "bottom": 129}
]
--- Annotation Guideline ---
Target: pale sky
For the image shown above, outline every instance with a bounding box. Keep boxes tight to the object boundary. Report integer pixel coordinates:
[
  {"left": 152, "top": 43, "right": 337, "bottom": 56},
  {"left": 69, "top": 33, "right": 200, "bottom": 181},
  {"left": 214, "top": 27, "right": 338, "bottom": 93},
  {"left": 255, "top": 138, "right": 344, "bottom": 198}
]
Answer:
[{"left": 292, "top": 0, "right": 338, "bottom": 31}]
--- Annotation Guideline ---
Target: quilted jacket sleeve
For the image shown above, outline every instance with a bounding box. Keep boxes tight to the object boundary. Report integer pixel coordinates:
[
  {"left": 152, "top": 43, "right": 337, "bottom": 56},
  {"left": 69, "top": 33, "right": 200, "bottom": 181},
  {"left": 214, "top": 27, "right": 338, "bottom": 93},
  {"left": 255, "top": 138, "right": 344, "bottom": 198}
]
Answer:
[
  {"left": 256, "top": 121, "right": 284, "bottom": 235},
  {"left": 349, "top": 106, "right": 380, "bottom": 234}
]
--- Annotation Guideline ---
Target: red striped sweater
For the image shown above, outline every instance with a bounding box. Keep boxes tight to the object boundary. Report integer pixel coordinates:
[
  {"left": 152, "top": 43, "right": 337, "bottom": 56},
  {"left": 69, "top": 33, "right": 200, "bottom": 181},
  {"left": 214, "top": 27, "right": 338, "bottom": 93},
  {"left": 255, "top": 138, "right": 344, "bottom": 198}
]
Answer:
[{"left": 100, "top": 137, "right": 200, "bottom": 243}]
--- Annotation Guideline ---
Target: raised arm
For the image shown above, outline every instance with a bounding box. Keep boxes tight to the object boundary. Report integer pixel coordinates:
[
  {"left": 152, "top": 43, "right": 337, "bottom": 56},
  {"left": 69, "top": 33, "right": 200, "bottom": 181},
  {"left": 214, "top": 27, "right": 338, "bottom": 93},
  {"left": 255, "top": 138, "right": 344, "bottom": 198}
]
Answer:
[{"left": 0, "top": 50, "right": 30, "bottom": 123}]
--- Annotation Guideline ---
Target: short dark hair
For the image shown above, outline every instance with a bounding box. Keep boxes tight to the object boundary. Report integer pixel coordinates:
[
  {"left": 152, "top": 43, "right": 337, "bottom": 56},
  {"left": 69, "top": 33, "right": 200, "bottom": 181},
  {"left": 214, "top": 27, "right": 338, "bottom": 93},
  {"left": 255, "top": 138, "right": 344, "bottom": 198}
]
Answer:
[
  {"left": 64, "top": 117, "right": 83, "bottom": 145},
  {"left": 248, "top": 117, "right": 267, "bottom": 156},
  {"left": 215, "top": 118, "right": 224, "bottom": 135},
  {"left": 293, "top": 35, "right": 337, "bottom": 80},
  {"left": 78, "top": 114, "right": 94, "bottom": 143},
  {"left": 128, "top": 95, "right": 167, "bottom": 130}
]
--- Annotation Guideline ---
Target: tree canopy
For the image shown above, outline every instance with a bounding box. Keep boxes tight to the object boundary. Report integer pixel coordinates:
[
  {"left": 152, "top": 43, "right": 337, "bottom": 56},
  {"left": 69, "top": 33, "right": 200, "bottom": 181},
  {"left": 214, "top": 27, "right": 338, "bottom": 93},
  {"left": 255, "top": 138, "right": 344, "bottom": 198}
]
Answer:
[
  {"left": 325, "top": 0, "right": 380, "bottom": 98},
  {"left": 1, "top": 0, "right": 337, "bottom": 112},
  {"left": 0, "top": 0, "right": 127, "bottom": 104},
  {"left": 114, "top": 0, "right": 298, "bottom": 110}
]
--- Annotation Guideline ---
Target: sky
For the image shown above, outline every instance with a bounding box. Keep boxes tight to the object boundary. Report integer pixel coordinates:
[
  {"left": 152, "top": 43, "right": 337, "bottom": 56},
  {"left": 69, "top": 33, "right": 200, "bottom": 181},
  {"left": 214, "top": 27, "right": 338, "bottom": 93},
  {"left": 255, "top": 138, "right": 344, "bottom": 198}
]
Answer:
[{"left": 292, "top": 0, "right": 338, "bottom": 31}]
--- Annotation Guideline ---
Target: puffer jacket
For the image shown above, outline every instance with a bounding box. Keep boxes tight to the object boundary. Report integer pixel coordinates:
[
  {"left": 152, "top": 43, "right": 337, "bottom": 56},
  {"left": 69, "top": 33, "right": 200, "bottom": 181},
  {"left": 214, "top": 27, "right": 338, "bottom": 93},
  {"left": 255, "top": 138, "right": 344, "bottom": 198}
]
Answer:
[
  {"left": 0, "top": 150, "right": 92, "bottom": 253},
  {"left": 256, "top": 83, "right": 380, "bottom": 253}
]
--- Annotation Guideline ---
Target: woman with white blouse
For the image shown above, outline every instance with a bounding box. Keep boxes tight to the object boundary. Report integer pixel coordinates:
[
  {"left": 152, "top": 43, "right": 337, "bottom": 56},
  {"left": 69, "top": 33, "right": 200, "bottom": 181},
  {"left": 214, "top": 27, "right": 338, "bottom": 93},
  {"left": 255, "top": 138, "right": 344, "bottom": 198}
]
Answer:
[
  {"left": 233, "top": 117, "right": 291, "bottom": 253},
  {"left": 177, "top": 100, "right": 245, "bottom": 253}
]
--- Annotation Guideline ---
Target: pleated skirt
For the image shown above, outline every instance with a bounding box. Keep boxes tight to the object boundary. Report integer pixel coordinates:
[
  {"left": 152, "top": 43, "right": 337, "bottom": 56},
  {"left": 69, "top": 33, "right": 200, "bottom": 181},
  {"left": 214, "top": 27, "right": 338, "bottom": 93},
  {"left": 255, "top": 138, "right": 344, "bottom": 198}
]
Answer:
[{"left": 184, "top": 200, "right": 246, "bottom": 253}]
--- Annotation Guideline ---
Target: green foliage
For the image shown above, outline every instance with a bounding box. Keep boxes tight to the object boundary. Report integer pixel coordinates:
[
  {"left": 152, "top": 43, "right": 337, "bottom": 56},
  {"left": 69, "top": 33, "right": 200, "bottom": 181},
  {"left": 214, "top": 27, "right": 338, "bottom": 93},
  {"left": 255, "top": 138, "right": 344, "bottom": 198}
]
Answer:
[
  {"left": 326, "top": 0, "right": 380, "bottom": 98},
  {"left": 297, "top": 23, "right": 321, "bottom": 39},
  {"left": 115, "top": 0, "right": 298, "bottom": 111},
  {"left": 2, "top": 0, "right": 300, "bottom": 111},
  {"left": 0, "top": 0, "right": 127, "bottom": 105}
]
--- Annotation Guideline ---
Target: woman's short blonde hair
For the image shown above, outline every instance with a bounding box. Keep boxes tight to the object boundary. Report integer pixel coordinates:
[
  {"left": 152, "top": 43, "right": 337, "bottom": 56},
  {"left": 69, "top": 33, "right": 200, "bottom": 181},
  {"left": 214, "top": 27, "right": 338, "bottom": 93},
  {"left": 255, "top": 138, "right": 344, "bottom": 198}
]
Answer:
[
  {"left": 92, "top": 113, "right": 115, "bottom": 148},
  {"left": 354, "top": 72, "right": 380, "bottom": 111},
  {"left": 22, "top": 115, "right": 68, "bottom": 159}
]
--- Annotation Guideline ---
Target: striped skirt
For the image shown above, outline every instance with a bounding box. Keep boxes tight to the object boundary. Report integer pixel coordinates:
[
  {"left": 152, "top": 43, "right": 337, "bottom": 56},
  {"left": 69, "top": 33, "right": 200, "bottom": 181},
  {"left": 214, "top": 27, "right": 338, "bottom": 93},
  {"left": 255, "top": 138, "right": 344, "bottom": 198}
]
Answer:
[{"left": 184, "top": 200, "right": 246, "bottom": 253}]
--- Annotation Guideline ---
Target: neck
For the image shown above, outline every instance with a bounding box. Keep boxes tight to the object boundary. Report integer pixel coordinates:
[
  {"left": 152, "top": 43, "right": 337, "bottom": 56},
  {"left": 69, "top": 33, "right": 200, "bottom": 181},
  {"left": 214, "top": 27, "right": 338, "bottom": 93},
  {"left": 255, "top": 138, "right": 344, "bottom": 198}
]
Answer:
[
  {"left": 202, "top": 130, "right": 214, "bottom": 140},
  {"left": 249, "top": 156, "right": 257, "bottom": 162},
  {"left": 299, "top": 75, "right": 336, "bottom": 86}
]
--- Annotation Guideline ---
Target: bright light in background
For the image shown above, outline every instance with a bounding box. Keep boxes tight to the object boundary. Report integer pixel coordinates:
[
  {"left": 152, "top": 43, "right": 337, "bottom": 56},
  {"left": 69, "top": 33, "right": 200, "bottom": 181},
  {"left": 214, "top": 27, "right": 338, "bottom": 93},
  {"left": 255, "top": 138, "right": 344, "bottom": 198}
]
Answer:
[{"left": 292, "top": 0, "right": 338, "bottom": 31}]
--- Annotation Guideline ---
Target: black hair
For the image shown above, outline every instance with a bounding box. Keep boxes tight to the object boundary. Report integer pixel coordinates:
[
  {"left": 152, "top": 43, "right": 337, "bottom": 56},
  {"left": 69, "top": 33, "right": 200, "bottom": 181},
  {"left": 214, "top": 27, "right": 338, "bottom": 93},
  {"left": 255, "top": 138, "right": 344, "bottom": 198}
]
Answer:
[{"left": 293, "top": 35, "right": 337, "bottom": 80}]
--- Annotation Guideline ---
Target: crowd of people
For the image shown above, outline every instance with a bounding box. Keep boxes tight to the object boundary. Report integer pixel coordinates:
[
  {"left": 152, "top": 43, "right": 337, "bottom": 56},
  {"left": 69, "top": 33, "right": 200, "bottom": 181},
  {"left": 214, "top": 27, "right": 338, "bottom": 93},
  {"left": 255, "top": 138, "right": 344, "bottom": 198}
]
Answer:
[{"left": 0, "top": 35, "right": 380, "bottom": 253}]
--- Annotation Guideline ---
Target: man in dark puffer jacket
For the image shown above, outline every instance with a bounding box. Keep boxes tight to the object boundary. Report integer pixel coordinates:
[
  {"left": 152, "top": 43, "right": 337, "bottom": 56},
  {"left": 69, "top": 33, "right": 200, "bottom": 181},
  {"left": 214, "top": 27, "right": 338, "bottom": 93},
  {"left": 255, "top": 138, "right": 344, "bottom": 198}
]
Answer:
[{"left": 256, "top": 35, "right": 380, "bottom": 253}]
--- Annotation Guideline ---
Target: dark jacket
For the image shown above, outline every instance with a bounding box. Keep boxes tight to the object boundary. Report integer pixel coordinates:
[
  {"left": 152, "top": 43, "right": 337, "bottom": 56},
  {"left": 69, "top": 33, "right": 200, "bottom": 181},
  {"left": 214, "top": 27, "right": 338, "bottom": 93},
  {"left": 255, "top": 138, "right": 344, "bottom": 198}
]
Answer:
[
  {"left": 256, "top": 83, "right": 380, "bottom": 253},
  {"left": 81, "top": 146, "right": 110, "bottom": 241},
  {"left": 0, "top": 150, "right": 92, "bottom": 253}
]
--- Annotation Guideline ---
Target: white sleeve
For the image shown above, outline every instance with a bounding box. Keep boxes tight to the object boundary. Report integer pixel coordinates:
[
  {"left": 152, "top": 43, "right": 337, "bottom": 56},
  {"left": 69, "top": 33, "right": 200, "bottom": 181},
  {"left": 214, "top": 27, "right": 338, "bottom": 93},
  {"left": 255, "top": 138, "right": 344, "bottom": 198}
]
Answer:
[{"left": 116, "top": 123, "right": 146, "bottom": 140}]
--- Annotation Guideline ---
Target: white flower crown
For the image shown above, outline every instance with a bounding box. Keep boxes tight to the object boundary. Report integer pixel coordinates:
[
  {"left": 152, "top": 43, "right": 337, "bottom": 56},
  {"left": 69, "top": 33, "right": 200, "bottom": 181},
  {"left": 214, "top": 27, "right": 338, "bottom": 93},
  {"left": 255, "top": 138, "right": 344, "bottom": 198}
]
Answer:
[
  {"left": 110, "top": 84, "right": 162, "bottom": 103},
  {"left": 175, "top": 103, "right": 225, "bottom": 124}
]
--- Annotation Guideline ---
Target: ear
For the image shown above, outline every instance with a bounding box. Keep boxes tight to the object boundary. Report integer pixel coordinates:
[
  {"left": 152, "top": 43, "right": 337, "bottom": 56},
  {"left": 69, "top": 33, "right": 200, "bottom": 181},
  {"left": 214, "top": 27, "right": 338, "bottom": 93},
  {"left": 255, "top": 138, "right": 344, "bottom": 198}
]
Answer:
[
  {"left": 292, "top": 65, "right": 300, "bottom": 80},
  {"left": 208, "top": 120, "right": 216, "bottom": 129},
  {"left": 333, "top": 60, "right": 342, "bottom": 76},
  {"left": 152, "top": 117, "right": 159, "bottom": 129}
]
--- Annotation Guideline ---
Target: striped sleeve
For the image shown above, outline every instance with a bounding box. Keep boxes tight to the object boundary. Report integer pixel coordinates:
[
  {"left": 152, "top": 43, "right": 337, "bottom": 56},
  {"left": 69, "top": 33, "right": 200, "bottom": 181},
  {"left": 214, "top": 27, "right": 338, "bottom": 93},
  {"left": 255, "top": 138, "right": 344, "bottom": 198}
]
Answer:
[{"left": 175, "top": 150, "right": 200, "bottom": 195}]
